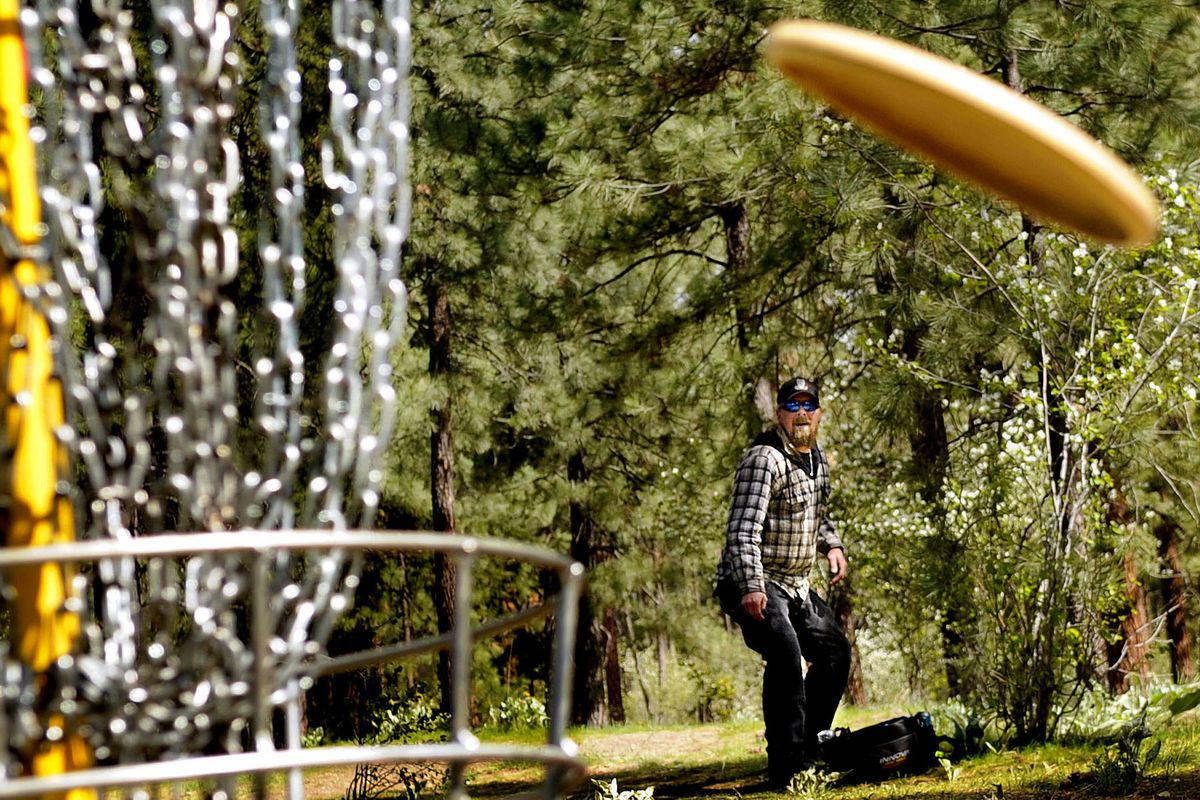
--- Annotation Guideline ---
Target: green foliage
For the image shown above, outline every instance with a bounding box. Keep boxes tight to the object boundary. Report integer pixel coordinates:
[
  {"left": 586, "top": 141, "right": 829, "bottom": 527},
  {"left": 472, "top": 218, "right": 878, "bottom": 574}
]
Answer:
[
  {"left": 1087, "top": 713, "right": 1163, "bottom": 793},
  {"left": 787, "top": 766, "right": 841, "bottom": 798},
  {"left": 32, "top": 0, "right": 1200, "bottom": 763},
  {"left": 310, "top": 550, "right": 440, "bottom": 742},
  {"left": 591, "top": 778, "right": 654, "bottom": 800},
  {"left": 486, "top": 693, "right": 549, "bottom": 732},
  {"left": 358, "top": 0, "right": 1200, "bottom": 739},
  {"left": 839, "top": 161, "right": 1200, "bottom": 739},
  {"left": 929, "top": 700, "right": 1007, "bottom": 760},
  {"left": 620, "top": 636, "right": 761, "bottom": 725},
  {"left": 1169, "top": 686, "right": 1200, "bottom": 716},
  {"left": 689, "top": 668, "right": 737, "bottom": 724},
  {"left": 301, "top": 726, "right": 326, "bottom": 749},
  {"left": 366, "top": 697, "right": 448, "bottom": 746},
  {"left": 342, "top": 694, "right": 448, "bottom": 800},
  {"left": 1057, "top": 682, "right": 1200, "bottom": 742}
]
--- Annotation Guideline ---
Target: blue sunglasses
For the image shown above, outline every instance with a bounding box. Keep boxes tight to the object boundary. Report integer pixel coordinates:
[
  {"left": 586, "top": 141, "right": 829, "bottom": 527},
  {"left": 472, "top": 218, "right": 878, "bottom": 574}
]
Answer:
[{"left": 782, "top": 398, "right": 819, "bottom": 413}]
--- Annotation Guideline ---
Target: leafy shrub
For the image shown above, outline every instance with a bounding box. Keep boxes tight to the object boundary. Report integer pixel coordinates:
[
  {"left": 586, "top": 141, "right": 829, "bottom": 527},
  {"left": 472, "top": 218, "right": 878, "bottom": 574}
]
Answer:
[
  {"left": 486, "top": 693, "right": 549, "bottom": 731},
  {"left": 619, "top": 634, "right": 760, "bottom": 724},
  {"left": 1056, "top": 682, "right": 1200, "bottom": 742},
  {"left": 1088, "top": 713, "right": 1162, "bottom": 793},
  {"left": 691, "top": 673, "right": 737, "bottom": 723},
  {"left": 343, "top": 691, "right": 448, "bottom": 800},
  {"left": 371, "top": 695, "right": 447, "bottom": 744},
  {"left": 928, "top": 699, "right": 1008, "bottom": 759},
  {"left": 937, "top": 756, "right": 960, "bottom": 782},
  {"left": 1044, "top": 684, "right": 1200, "bottom": 792},
  {"left": 1167, "top": 682, "right": 1200, "bottom": 717},
  {"left": 788, "top": 766, "right": 840, "bottom": 798},
  {"left": 591, "top": 778, "right": 654, "bottom": 800},
  {"left": 302, "top": 726, "right": 326, "bottom": 748}
]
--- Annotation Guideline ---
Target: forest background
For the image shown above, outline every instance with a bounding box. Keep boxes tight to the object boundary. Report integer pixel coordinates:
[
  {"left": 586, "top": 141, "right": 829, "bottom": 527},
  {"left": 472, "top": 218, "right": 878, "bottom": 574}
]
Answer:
[{"left": 288, "top": 0, "right": 1200, "bottom": 750}]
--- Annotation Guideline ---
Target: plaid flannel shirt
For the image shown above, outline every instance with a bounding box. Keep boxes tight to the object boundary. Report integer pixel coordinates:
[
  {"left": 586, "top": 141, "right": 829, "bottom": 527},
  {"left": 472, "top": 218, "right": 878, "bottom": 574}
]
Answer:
[{"left": 716, "top": 431, "right": 843, "bottom": 600}]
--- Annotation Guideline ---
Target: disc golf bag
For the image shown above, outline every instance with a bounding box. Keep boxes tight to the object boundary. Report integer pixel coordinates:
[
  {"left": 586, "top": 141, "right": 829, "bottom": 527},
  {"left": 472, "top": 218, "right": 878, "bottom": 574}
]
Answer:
[{"left": 819, "top": 712, "right": 939, "bottom": 779}]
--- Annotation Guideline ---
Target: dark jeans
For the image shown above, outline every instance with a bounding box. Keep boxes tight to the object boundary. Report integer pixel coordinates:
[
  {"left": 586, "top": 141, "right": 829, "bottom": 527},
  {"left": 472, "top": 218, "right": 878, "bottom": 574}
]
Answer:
[{"left": 719, "top": 580, "right": 851, "bottom": 781}]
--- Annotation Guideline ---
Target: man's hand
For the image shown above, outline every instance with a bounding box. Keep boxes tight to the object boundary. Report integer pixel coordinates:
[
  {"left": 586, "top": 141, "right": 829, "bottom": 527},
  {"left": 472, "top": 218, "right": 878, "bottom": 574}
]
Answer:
[
  {"left": 741, "top": 591, "right": 768, "bottom": 621},
  {"left": 828, "top": 548, "right": 848, "bottom": 585}
]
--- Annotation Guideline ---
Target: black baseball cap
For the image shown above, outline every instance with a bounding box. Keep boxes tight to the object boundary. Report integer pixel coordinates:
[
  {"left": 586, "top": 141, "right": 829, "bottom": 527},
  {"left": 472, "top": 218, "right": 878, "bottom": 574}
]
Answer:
[{"left": 777, "top": 377, "right": 820, "bottom": 407}]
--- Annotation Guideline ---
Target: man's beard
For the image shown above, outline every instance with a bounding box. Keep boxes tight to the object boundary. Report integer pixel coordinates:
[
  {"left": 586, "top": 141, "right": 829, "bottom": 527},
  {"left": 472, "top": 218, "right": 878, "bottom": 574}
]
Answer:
[{"left": 786, "top": 418, "right": 819, "bottom": 450}]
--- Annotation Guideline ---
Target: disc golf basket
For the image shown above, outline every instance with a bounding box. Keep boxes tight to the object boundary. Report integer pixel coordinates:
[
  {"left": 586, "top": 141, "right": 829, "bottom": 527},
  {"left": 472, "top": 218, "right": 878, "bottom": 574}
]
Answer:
[{"left": 0, "top": 1, "right": 584, "bottom": 798}]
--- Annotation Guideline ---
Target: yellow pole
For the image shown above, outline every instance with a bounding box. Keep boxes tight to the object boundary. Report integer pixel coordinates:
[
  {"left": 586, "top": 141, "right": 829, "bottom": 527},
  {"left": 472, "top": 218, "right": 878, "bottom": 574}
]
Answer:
[{"left": 1, "top": 2, "right": 95, "bottom": 795}]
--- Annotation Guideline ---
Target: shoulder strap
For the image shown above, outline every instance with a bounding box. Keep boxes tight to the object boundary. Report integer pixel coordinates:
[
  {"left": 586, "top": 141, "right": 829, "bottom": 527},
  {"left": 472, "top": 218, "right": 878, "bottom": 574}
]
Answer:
[
  {"left": 751, "top": 428, "right": 784, "bottom": 453},
  {"left": 752, "top": 429, "right": 805, "bottom": 469},
  {"left": 752, "top": 429, "right": 826, "bottom": 474}
]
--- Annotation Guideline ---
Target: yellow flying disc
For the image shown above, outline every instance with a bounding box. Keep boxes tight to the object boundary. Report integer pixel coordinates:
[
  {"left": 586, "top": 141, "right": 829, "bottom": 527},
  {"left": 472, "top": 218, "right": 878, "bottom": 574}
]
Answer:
[{"left": 765, "top": 20, "right": 1159, "bottom": 246}]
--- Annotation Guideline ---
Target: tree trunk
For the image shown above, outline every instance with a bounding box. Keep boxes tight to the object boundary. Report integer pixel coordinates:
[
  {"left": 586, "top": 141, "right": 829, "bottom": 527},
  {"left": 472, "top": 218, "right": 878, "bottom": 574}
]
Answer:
[
  {"left": 913, "top": 389, "right": 969, "bottom": 697},
  {"left": 720, "top": 202, "right": 752, "bottom": 353},
  {"left": 899, "top": 325, "right": 971, "bottom": 699},
  {"left": 720, "top": 201, "right": 774, "bottom": 430},
  {"left": 569, "top": 451, "right": 608, "bottom": 725},
  {"left": 602, "top": 607, "right": 626, "bottom": 723},
  {"left": 429, "top": 274, "right": 458, "bottom": 716},
  {"left": 1155, "top": 513, "right": 1195, "bottom": 683},
  {"left": 830, "top": 580, "right": 867, "bottom": 705},
  {"left": 657, "top": 633, "right": 669, "bottom": 689},
  {"left": 621, "top": 612, "right": 655, "bottom": 719},
  {"left": 1101, "top": 477, "right": 1150, "bottom": 694},
  {"left": 1022, "top": 212, "right": 1067, "bottom": 746},
  {"left": 399, "top": 553, "right": 417, "bottom": 689},
  {"left": 1103, "top": 551, "right": 1150, "bottom": 694}
]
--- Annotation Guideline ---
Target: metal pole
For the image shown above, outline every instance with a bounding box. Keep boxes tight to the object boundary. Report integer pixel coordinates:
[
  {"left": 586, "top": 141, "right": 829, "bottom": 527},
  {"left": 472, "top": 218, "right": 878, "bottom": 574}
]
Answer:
[
  {"left": 252, "top": 551, "right": 273, "bottom": 799},
  {"left": 544, "top": 562, "right": 584, "bottom": 800},
  {"left": 447, "top": 541, "right": 477, "bottom": 800}
]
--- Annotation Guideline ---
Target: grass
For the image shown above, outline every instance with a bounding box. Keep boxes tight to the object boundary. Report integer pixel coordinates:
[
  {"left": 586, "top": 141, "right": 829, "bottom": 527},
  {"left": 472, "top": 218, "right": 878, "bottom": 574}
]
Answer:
[
  {"left": 216, "top": 708, "right": 1200, "bottom": 799},
  {"left": 70, "top": 703, "right": 1200, "bottom": 798},
  {"left": 453, "top": 712, "right": 1200, "bottom": 800}
]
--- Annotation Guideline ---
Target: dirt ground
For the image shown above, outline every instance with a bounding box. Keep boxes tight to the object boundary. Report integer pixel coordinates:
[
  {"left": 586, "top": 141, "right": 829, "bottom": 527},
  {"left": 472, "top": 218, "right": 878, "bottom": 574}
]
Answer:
[
  {"left": 581, "top": 727, "right": 750, "bottom": 766},
  {"left": 284, "top": 727, "right": 753, "bottom": 799}
]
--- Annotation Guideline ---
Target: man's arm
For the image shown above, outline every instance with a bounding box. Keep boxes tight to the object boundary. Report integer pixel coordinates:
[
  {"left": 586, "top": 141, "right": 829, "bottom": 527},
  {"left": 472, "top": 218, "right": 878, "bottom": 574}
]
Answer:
[
  {"left": 816, "top": 517, "right": 843, "bottom": 554},
  {"left": 725, "top": 449, "right": 775, "bottom": 618},
  {"left": 815, "top": 445, "right": 847, "bottom": 584}
]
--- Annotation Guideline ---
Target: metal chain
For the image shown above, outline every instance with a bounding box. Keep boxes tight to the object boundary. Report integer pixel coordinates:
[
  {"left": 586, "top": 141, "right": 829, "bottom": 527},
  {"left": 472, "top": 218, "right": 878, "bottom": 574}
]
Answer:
[
  {"left": 312, "top": 0, "right": 411, "bottom": 530},
  {"left": 7, "top": 0, "right": 411, "bottom": 769}
]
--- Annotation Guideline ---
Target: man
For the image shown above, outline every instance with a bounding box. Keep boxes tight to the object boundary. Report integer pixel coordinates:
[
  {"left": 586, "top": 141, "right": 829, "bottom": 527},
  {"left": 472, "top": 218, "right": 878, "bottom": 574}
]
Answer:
[{"left": 715, "top": 376, "right": 851, "bottom": 788}]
